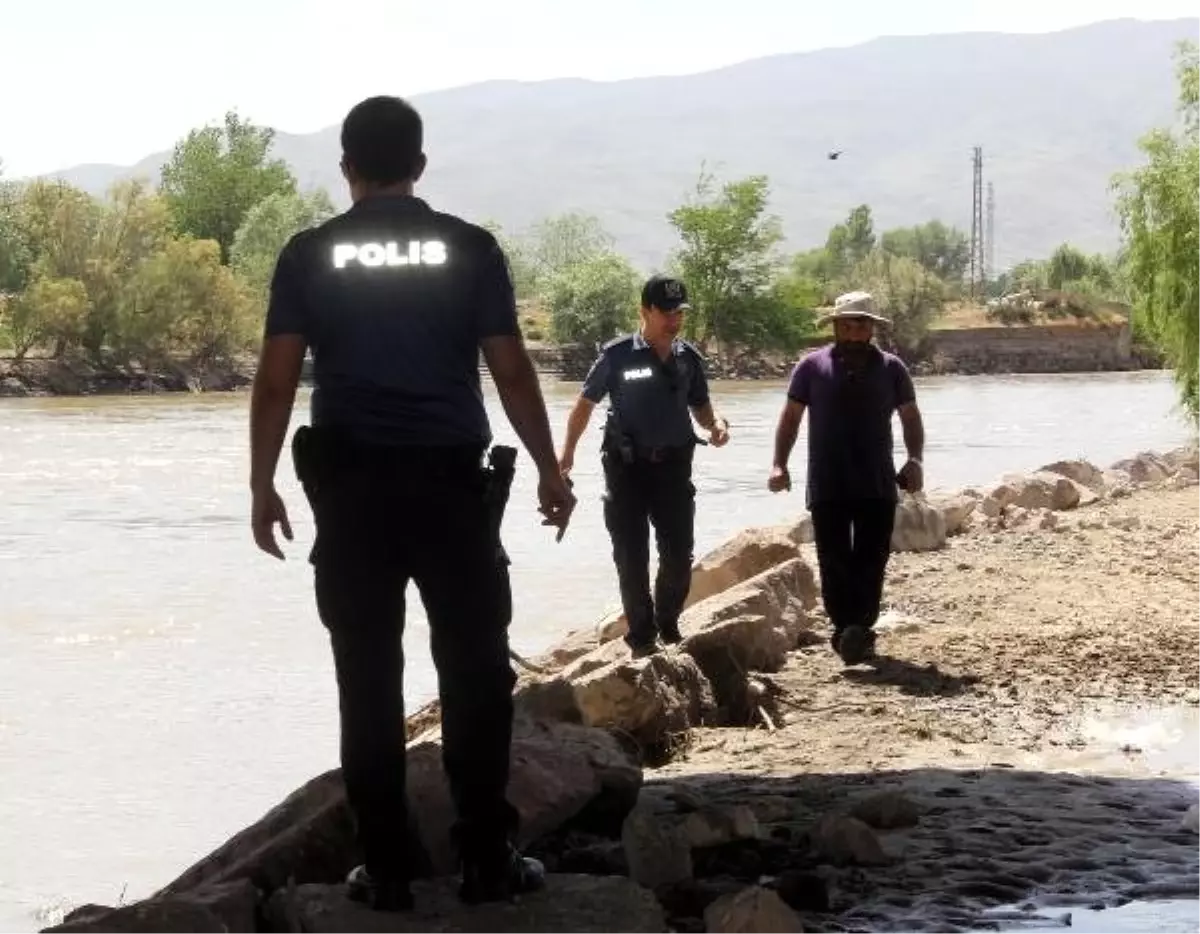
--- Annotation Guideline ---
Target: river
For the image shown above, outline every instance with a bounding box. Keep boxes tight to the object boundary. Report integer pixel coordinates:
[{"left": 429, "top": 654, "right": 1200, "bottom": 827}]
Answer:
[{"left": 0, "top": 371, "right": 1193, "bottom": 931}]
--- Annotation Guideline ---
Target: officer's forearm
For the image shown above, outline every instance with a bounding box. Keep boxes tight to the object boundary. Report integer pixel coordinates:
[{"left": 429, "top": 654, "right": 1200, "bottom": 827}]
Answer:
[
  {"left": 562, "top": 400, "right": 593, "bottom": 458},
  {"left": 691, "top": 402, "right": 724, "bottom": 431},
  {"left": 482, "top": 336, "right": 559, "bottom": 474},
  {"left": 772, "top": 406, "right": 801, "bottom": 468},
  {"left": 249, "top": 383, "right": 296, "bottom": 493}
]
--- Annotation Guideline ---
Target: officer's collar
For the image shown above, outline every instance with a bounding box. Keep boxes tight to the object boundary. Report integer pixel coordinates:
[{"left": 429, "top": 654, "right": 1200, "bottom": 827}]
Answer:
[
  {"left": 350, "top": 193, "right": 432, "bottom": 213},
  {"left": 632, "top": 332, "right": 680, "bottom": 354}
]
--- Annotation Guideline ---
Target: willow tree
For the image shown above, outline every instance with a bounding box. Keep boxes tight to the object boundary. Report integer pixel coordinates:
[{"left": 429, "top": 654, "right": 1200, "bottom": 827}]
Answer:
[{"left": 1114, "top": 41, "right": 1199, "bottom": 421}]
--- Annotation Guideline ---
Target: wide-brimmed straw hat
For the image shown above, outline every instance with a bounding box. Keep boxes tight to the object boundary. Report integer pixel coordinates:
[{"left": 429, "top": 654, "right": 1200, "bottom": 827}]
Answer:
[{"left": 816, "top": 290, "right": 891, "bottom": 326}]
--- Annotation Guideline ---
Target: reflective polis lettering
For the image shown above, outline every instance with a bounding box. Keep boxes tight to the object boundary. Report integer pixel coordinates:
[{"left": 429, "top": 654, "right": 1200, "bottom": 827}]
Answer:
[{"left": 332, "top": 240, "right": 448, "bottom": 269}]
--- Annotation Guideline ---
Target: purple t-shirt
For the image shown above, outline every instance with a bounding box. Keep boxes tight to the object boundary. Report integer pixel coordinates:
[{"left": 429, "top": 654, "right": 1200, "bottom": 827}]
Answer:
[{"left": 786, "top": 343, "right": 916, "bottom": 507}]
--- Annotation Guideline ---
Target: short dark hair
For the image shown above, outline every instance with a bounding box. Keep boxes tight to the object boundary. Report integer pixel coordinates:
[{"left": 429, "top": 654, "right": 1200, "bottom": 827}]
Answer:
[{"left": 340, "top": 96, "right": 424, "bottom": 184}]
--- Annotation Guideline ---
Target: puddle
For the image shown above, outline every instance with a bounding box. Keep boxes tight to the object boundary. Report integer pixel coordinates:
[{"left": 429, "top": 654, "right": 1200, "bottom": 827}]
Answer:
[
  {"left": 983, "top": 898, "right": 1198, "bottom": 932},
  {"left": 1016, "top": 704, "right": 1200, "bottom": 783}
]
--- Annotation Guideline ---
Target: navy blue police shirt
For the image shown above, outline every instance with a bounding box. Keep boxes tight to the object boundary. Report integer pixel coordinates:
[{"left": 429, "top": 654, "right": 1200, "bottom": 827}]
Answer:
[
  {"left": 264, "top": 194, "right": 518, "bottom": 447},
  {"left": 581, "top": 334, "right": 710, "bottom": 452}
]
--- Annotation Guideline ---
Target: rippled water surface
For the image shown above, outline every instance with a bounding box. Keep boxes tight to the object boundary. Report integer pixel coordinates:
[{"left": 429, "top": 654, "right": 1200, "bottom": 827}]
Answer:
[{"left": 0, "top": 371, "right": 1192, "bottom": 930}]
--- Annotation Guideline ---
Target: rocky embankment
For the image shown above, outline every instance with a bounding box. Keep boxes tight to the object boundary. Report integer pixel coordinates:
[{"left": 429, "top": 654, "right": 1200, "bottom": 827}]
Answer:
[
  {"left": 44, "top": 447, "right": 1200, "bottom": 933},
  {"left": 0, "top": 356, "right": 254, "bottom": 397}
]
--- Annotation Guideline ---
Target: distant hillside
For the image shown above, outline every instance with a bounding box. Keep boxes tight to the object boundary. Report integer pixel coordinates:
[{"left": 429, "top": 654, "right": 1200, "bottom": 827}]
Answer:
[{"left": 41, "top": 17, "right": 1197, "bottom": 271}]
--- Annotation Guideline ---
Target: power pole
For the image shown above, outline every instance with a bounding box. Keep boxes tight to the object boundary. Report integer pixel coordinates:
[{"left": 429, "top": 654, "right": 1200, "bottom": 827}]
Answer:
[
  {"left": 969, "top": 146, "right": 985, "bottom": 299},
  {"left": 986, "top": 181, "right": 995, "bottom": 288}
]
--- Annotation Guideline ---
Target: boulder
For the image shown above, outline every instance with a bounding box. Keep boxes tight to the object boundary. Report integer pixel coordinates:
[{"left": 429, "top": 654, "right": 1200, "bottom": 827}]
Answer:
[
  {"left": 565, "top": 650, "right": 716, "bottom": 748},
  {"left": 1039, "top": 458, "right": 1105, "bottom": 492},
  {"left": 598, "top": 526, "right": 803, "bottom": 644},
  {"left": 44, "top": 880, "right": 258, "bottom": 933},
  {"left": 685, "top": 527, "right": 801, "bottom": 609},
  {"left": 538, "top": 626, "right": 603, "bottom": 670},
  {"left": 677, "top": 558, "right": 818, "bottom": 638},
  {"left": 703, "top": 886, "right": 805, "bottom": 933},
  {"left": 891, "top": 497, "right": 947, "bottom": 552},
  {"left": 622, "top": 807, "right": 694, "bottom": 890},
  {"left": 1163, "top": 445, "right": 1199, "bottom": 474},
  {"left": 154, "top": 720, "right": 640, "bottom": 896},
  {"left": 934, "top": 492, "right": 978, "bottom": 537},
  {"left": 264, "top": 874, "right": 668, "bottom": 933},
  {"left": 1110, "top": 452, "right": 1171, "bottom": 484},
  {"left": 811, "top": 815, "right": 889, "bottom": 867},
  {"left": 848, "top": 791, "right": 921, "bottom": 830},
  {"left": 981, "top": 471, "right": 1086, "bottom": 514},
  {"left": 788, "top": 516, "right": 815, "bottom": 544},
  {"left": 681, "top": 805, "right": 761, "bottom": 848}
]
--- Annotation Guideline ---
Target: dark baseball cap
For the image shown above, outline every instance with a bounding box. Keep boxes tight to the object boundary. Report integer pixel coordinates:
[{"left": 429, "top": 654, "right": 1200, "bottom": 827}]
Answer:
[{"left": 642, "top": 274, "right": 691, "bottom": 311}]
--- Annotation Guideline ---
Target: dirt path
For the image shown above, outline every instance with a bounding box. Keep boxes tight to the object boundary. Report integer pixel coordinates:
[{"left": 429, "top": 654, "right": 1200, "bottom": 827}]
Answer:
[{"left": 641, "top": 485, "right": 1199, "bottom": 932}]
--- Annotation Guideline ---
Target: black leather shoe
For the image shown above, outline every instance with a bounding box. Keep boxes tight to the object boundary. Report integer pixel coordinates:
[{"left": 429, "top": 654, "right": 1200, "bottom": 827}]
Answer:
[
  {"left": 837, "top": 625, "right": 877, "bottom": 665},
  {"left": 658, "top": 624, "right": 683, "bottom": 645},
  {"left": 345, "top": 864, "right": 414, "bottom": 912},
  {"left": 460, "top": 845, "right": 546, "bottom": 905}
]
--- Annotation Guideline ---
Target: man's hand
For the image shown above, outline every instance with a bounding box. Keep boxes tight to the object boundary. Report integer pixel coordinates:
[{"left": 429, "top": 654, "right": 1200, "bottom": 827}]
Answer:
[
  {"left": 252, "top": 486, "right": 293, "bottom": 560},
  {"left": 768, "top": 464, "right": 791, "bottom": 493},
  {"left": 897, "top": 458, "right": 924, "bottom": 494},
  {"left": 709, "top": 417, "right": 730, "bottom": 448},
  {"left": 558, "top": 448, "right": 574, "bottom": 478},
  {"left": 537, "top": 470, "right": 577, "bottom": 542}
]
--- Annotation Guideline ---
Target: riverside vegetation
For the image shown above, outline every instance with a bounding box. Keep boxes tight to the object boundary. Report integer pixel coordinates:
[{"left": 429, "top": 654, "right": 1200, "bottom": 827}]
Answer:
[
  {"left": 39, "top": 444, "right": 1200, "bottom": 933},
  {"left": 1, "top": 42, "right": 1197, "bottom": 417}
]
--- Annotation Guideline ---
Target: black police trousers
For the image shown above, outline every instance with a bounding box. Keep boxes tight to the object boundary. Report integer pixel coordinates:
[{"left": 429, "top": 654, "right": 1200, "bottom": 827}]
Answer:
[
  {"left": 304, "top": 440, "right": 519, "bottom": 882},
  {"left": 602, "top": 448, "right": 696, "bottom": 647},
  {"left": 809, "top": 498, "right": 897, "bottom": 634}
]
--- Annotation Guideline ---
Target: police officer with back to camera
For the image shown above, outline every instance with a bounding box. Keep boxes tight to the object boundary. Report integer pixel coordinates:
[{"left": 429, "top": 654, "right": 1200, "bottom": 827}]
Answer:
[
  {"left": 558, "top": 276, "right": 730, "bottom": 658},
  {"left": 247, "top": 95, "right": 576, "bottom": 913}
]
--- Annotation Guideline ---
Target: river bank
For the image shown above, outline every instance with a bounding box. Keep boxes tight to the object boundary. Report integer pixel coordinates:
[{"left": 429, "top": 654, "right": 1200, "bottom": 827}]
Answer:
[
  {"left": 0, "top": 319, "right": 1166, "bottom": 396},
  {"left": 40, "top": 445, "right": 1199, "bottom": 933}
]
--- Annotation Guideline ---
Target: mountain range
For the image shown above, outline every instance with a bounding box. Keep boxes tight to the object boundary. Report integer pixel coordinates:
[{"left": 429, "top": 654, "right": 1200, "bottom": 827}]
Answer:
[{"left": 40, "top": 17, "right": 1198, "bottom": 272}]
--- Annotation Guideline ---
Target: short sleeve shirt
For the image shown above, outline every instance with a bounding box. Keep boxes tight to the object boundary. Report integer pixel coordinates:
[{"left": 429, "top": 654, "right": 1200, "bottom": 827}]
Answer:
[
  {"left": 580, "top": 333, "right": 710, "bottom": 451},
  {"left": 264, "top": 194, "right": 519, "bottom": 447},
  {"left": 787, "top": 343, "right": 916, "bottom": 506}
]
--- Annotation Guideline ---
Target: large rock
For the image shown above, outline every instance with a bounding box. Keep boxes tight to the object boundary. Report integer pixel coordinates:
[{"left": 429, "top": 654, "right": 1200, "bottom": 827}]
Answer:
[
  {"left": 564, "top": 650, "right": 716, "bottom": 748},
  {"left": 622, "top": 807, "right": 694, "bottom": 890},
  {"left": 155, "top": 720, "right": 640, "bottom": 897},
  {"left": 599, "top": 526, "right": 803, "bottom": 643},
  {"left": 703, "top": 886, "right": 804, "bottom": 933},
  {"left": 891, "top": 497, "right": 947, "bottom": 552},
  {"left": 934, "top": 492, "right": 979, "bottom": 537},
  {"left": 1039, "top": 458, "right": 1105, "bottom": 492},
  {"left": 1163, "top": 445, "right": 1199, "bottom": 474},
  {"left": 811, "top": 815, "right": 889, "bottom": 867},
  {"left": 44, "top": 880, "right": 258, "bottom": 933},
  {"left": 265, "top": 874, "right": 668, "bottom": 933},
  {"left": 981, "top": 471, "right": 1087, "bottom": 514},
  {"left": 1110, "top": 451, "right": 1171, "bottom": 484},
  {"left": 685, "top": 527, "right": 801, "bottom": 608}
]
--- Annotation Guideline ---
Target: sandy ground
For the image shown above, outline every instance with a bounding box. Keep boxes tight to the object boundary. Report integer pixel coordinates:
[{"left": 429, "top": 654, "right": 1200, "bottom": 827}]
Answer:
[{"left": 645, "top": 484, "right": 1199, "bottom": 932}]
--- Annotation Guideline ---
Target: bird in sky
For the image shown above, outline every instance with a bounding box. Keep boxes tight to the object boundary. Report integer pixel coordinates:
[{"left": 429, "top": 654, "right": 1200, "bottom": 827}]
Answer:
[{"left": 827, "top": 150, "right": 843, "bottom": 160}]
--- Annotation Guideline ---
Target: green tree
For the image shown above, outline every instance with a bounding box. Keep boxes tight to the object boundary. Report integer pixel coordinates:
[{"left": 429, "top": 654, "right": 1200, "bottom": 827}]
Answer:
[
  {"left": 480, "top": 219, "right": 539, "bottom": 302},
  {"left": 526, "top": 212, "right": 614, "bottom": 284},
  {"left": 825, "top": 205, "right": 876, "bottom": 280},
  {"left": 545, "top": 252, "right": 639, "bottom": 345},
  {"left": 117, "top": 238, "right": 256, "bottom": 362},
  {"left": 849, "top": 250, "right": 945, "bottom": 353},
  {"left": 159, "top": 111, "right": 297, "bottom": 264},
  {"left": 667, "top": 171, "right": 784, "bottom": 350},
  {"left": 231, "top": 189, "right": 336, "bottom": 301},
  {"left": 880, "top": 220, "right": 970, "bottom": 284},
  {"left": 3, "top": 275, "right": 90, "bottom": 359},
  {"left": 1114, "top": 40, "right": 1199, "bottom": 419}
]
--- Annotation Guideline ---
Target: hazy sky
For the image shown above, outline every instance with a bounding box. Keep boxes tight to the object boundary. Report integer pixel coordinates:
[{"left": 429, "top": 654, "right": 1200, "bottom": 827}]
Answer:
[{"left": 1, "top": 0, "right": 1196, "bottom": 177}]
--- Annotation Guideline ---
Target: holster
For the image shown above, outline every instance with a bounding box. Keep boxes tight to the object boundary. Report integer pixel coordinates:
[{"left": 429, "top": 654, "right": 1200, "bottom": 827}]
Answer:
[{"left": 483, "top": 444, "right": 518, "bottom": 567}]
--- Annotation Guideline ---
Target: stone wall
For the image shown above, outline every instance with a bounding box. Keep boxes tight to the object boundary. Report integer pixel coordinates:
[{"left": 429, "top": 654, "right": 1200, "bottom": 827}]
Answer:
[{"left": 913, "top": 323, "right": 1137, "bottom": 376}]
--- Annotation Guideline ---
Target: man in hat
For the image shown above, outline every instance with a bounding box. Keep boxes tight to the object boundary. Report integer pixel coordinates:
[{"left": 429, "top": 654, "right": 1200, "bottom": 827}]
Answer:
[
  {"left": 767, "top": 290, "right": 925, "bottom": 664},
  {"left": 558, "top": 275, "right": 730, "bottom": 657}
]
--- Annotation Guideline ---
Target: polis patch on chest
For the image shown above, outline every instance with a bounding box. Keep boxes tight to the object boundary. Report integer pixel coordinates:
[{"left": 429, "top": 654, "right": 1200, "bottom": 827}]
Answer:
[
  {"left": 622, "top": 366, "right": 654, "bottom": 381},
  {"left": 332, "top": 240, "right": 447, "bottom": 269}
]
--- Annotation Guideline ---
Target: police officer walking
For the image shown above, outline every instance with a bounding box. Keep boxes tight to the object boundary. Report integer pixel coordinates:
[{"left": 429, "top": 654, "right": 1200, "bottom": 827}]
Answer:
[
  {"left": 247, "top": 95, "right": 575, "bottom": 912},
  {"left": 767, "top": 290, "right": 925, "bottom": 665},
  {"left": 558, "top": 276, "right": 729, "bottom": 657}
]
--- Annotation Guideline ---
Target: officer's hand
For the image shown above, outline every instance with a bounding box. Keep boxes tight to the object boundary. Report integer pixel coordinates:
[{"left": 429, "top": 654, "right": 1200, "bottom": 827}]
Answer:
[
  {"left": 252, "top": 486, "right": 293, "bottom": 560},
  {"left": 768, "top": 465, "right": 791, "bottom": 493},
  {"left": 538, "top": 470, "right": 577, "bottom": 543},
  {"left": 710, "top": 418, "right": 730, "bottom": 448},
  {"left": 898, "top": 459, "right": 924, "bottom": 494}
]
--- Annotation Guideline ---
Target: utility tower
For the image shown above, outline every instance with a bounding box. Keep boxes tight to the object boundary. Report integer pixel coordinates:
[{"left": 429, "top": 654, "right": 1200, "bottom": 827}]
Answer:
[
  {"left": 969, "top": 146, "right": 985, "bottom": 299},
  {"left": 986, "top": 181, "right": 995, "bottom": 285}
]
